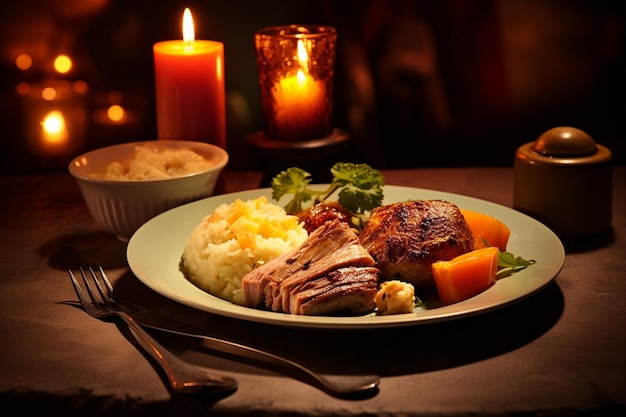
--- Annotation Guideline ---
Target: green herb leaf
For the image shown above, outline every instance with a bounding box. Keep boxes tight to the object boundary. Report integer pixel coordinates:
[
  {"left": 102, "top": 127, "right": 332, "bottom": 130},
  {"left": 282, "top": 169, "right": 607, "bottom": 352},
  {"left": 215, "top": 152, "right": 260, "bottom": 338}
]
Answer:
[
  {"left": 270, "top": 163, "right": 385, "bottom": 227},
  {"left": 271, "top": 167, "right": 321, "bottom": 214},
  {"left": 496, "top": 250, "right": 536, "bottom": 278},
  {"left": 331, "top": 163, "right": 385, "bottom": 214},
  {"left": 498, "top": 251, "right": 536, "bottom": 269},
  {"left": 479, "top": 238, "right": 537, "bottom": 278}
]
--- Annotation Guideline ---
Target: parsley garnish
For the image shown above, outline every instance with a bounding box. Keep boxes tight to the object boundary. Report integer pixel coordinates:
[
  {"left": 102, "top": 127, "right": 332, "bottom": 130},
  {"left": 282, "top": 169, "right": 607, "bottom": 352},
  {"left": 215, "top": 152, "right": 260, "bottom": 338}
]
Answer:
[
  {"left": 477, "top": 238, "right": 536, "bottom": 278},
  {"left": 271, "top": 162, "right": 385, "bottom": 228},
  {"left": 496, "top": 250, "right": 537, "bottom": 278}
]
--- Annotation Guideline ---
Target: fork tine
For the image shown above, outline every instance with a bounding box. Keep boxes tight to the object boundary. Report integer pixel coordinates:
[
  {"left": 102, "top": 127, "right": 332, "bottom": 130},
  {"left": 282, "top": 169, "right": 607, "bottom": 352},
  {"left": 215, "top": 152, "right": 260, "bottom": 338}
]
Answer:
[
  {"left": 98, "top": 266, "right": 115, "bottom": 298},
  {"left": 87, "top": 267, "right": 110, "bottom": 308},
  {"left": 69, "top": 269, "right": 98, "bottom": 316},
  {"left": 89, "top": 267, "right": 121, "bottom": 312},
  {"left": 68, "top": 269, "right": 85, "bottom": 303},
  {"left": 78, "top": 267, "right": 100, "bottom": 305}
]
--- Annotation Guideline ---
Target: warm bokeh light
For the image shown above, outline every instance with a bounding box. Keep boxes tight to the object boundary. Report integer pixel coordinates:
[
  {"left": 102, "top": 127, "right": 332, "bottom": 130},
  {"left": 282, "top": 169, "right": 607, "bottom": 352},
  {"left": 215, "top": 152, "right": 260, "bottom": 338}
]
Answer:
[
  {"left": 41, "top": 87, "right": 57, "bottom": 100},
  {"left": 107, "top": 105, "right": 127, "bottom": 123},
  {"left": 182, "top": 8, "right": 195, "bottom": 44},
  {"left": 41, "top": 111, "right": 68, "bottom": 145},
  {"left": 73, "top": 80, "right": 89, "bottom": 94},
  {"left": 16, "top": 54, "right": 32, "bottom": 71},
  {"left": 54, "top": 55, "right": 73, "bottom": 74},
  {"left": 16, "top": 82, "right": 30, "bottom": 96}
]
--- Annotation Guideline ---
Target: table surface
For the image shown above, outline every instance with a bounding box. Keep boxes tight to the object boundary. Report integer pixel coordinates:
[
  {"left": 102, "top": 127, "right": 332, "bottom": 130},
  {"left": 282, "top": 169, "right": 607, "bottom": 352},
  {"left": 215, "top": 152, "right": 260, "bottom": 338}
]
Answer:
[{"left": 1, "top": 166, "right": 624, "bottom": 416}]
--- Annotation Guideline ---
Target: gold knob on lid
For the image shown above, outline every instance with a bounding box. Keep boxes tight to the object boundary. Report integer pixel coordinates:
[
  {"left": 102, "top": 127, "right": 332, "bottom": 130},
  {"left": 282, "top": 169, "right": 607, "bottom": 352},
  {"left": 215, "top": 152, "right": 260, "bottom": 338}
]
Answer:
[{"left": 533, "top": 126, "right": 597, "bottom": 157}]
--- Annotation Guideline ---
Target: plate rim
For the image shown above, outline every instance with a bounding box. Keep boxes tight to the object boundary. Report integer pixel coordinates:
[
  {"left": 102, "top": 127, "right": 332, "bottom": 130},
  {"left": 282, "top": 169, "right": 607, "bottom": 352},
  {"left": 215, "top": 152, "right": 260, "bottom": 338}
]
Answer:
[{"left": 127, "top": 185, "right": 565, "bottom": 330}]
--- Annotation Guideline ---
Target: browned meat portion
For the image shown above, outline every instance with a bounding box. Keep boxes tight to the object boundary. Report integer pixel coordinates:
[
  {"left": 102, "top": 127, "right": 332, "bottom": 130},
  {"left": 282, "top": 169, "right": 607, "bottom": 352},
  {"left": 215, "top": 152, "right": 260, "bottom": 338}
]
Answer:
[
  {"left": 297, "top": 201, "right": 352, "bottom": 234},
  {"left": 241, "top": 219, "right": 378, "bottom": 315},
  {"left": 291, "top": 267, "right": 380, "bottom": 315},
  {"left": 359, "top": 200, "right": 474, "bottom": 290}
]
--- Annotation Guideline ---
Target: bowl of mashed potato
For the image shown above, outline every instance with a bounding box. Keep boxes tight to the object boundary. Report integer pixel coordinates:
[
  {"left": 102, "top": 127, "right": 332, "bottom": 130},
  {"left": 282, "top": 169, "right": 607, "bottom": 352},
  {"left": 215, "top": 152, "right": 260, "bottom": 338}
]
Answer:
[{"left": 69, "top": 140, "right": 228, "bottom": 241}]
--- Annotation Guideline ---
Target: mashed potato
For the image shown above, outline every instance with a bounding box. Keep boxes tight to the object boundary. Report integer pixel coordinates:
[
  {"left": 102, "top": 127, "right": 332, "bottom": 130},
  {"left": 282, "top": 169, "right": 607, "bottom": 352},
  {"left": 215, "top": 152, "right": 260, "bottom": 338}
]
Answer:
[
  {"left": 103, "top": 145, "right": 212, "bottom": 180},
  {"left": 375, "top": 280, "right": 416, "bottom": 314},
  {"left": 181, "top": 196, "right": 308, "bottom": 305}
]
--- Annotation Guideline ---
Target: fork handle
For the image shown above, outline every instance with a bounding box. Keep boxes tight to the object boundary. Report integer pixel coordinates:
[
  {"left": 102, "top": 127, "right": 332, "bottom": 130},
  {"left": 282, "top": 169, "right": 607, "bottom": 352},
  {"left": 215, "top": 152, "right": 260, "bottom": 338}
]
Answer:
[{"left": 117, "top": 312, "right": 237, "bottom": 394}]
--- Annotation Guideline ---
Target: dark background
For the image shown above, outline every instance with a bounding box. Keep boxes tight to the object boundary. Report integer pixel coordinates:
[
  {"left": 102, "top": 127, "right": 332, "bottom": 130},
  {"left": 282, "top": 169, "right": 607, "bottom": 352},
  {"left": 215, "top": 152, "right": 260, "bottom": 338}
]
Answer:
[{"left": 1, "top": 0, "right": 624, "bottom": 174}]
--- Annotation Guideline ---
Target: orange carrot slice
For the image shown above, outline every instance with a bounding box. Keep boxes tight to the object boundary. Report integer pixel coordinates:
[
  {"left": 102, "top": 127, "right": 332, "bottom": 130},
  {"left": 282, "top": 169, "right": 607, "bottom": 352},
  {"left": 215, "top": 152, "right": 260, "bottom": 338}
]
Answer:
[
  {"left": 460, "top": 209, "right": 511, "bottom": 251},
  {"left": 432, "top": 246, "right": 499, "bottom": 305}
]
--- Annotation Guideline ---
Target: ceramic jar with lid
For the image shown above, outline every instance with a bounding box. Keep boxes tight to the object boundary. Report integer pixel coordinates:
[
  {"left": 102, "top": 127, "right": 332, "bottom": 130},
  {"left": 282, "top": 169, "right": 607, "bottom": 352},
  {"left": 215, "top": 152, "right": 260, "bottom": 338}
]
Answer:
[{"left": 513, "top": 126, "right": 613, "bottom": 239}]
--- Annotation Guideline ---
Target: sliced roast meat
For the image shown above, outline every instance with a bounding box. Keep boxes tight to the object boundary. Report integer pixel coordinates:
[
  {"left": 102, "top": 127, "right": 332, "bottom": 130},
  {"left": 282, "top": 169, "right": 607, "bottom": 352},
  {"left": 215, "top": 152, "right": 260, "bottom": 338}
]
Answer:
[
  {"left": 291, "top": 266, "right": 380, "bottom": 315},
  {"left": 270, "top": 242, "right": 376, "bottom": 313},
  {"left": 241, "top": 219, "right": 378, "bottom": 315}
]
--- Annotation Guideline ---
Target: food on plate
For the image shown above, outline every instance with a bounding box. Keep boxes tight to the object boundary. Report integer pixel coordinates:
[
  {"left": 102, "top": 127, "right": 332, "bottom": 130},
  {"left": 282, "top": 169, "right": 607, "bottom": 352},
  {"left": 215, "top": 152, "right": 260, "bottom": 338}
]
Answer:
[
  {"left": 374, "top": 280, "right": 416, "bottom": 315},
  {"left": 460, "top": 208, "right": 511, "bottom": 251},
  {"left": 180, "top": 163, "right": 537, "bottom": 316},
  {"left": 359, "top": 200, "right": 475, "bottom": 290},
  {"left": 432, "top": 246, "right": 499, "bottom": 305},
  {"left": 100, "top": 144, "right": 213, "bottom": 180},
  {"left": 242, "top": 219, "right": 379, "bottom": 315},
  {"left": 181, "top": 196, "right": 308, "bottom": 305},
  {"left": 272, "top": 163, "right": 385, "bottom": 230},
  {"left": 297, "top": 201, "right": 353, "bottom": 234}
]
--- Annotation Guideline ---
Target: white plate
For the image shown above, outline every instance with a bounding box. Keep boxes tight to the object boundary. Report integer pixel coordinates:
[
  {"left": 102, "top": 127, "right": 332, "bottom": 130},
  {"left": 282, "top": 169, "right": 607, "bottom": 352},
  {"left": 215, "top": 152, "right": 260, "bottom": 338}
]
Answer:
[{"left": 127, "top": 186, "right": 565, "bottom": 330}]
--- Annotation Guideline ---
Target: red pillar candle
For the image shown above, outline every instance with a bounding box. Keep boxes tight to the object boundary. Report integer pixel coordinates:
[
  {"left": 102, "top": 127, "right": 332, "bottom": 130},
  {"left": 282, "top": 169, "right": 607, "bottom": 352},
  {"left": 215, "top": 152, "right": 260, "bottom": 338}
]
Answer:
[{"left": 153, "top": 8, "right": 226, "bottom": 148}]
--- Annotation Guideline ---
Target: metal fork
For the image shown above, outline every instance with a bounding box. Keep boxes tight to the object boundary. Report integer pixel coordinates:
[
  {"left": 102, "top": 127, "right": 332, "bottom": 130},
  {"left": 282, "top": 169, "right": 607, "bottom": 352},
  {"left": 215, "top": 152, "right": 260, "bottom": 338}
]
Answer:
[
  {"left": 70, "top": 267, "right": 380, "bottom": 398},
  {"left": 69, "top": 267, "right": 238, "bottom": 395}
]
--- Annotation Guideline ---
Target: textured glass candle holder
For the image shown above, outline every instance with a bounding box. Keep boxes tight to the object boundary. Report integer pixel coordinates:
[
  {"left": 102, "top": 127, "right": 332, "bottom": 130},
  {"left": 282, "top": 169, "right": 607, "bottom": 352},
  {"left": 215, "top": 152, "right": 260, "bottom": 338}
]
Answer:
[{"left": 254, "top": 25, "right": 337, "bottom": 141}]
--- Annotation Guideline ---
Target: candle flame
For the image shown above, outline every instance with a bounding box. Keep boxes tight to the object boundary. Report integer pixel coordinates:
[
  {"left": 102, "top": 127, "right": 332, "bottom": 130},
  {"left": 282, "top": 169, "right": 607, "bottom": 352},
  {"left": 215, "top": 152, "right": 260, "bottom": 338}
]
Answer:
[
  {"left": 296, "top": 69, "right": 306, "bottom": 85},
  {"left": 296, "top": 40, "right": 309, "bottom": 73},
  {"left": 182, "top": 8, "right": 195, "bottom": 44},
  {"left": 41, "top": 110, "right": 68, "bottom": 145}
]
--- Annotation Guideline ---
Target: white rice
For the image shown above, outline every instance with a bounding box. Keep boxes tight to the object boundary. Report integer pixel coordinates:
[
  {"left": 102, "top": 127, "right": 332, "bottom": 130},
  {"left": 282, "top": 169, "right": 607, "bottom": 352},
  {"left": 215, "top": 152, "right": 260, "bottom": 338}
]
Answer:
[
  {"left": 103, "top": 145, "right": 212, "bottom": 180},
  {"left": 181, "top": 196, "right": 308, "bottom": 305}
]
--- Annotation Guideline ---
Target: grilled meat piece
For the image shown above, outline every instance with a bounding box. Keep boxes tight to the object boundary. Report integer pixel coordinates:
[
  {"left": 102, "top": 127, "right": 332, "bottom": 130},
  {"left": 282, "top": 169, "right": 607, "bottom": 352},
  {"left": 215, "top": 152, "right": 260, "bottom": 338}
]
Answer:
[
  {"left": 359, "top": 199, "right": 474, "bottom": 290},
  {"left": 241, "top": 219, "right": 378, "bottom": 315}
]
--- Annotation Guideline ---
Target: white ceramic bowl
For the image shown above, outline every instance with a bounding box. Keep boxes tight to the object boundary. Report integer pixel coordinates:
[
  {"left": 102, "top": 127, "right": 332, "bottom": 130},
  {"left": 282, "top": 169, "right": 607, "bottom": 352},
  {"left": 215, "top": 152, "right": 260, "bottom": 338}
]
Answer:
[{"left": 69, "top": 140, "right": 228, "bottom": 241}]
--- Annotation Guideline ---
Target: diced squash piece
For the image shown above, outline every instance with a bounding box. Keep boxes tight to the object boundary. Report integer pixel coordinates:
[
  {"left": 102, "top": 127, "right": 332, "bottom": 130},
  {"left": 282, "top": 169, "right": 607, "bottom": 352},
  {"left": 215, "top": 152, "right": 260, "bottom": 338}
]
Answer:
[
  {"left": 232, "top": 216, "right": 260, "bottom": 250},
  {"left": 460, "top": 209, "right": 511, "bottom": 251},
  {"left": 432, "top": 246, "right": 499, "bottom": 305},
  {"left": 226, "top": 199, "right": 251, "bottom": 224}
]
